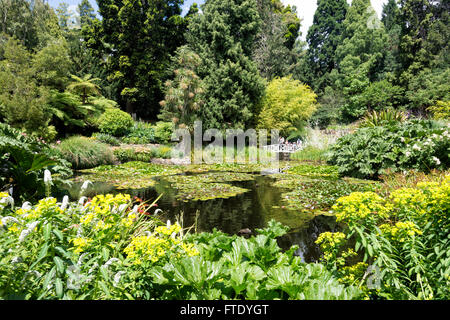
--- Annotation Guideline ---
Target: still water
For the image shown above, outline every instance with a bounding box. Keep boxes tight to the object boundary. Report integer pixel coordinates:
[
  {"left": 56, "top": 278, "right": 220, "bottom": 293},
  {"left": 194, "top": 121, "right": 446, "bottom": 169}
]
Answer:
[{"left": 61, "top": 171, "right": 339, "bottom": 262}]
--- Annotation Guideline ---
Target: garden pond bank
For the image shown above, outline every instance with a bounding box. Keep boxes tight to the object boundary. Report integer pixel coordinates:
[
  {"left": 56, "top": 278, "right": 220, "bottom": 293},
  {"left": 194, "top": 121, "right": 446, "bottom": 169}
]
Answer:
[{"left": 61, "top": 161, "right": 380, "bottom": 262}]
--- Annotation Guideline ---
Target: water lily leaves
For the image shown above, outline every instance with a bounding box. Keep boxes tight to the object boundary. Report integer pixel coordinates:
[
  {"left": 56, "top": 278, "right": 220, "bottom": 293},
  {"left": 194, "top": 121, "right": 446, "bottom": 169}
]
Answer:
[
  {"left": 73, "top": 161, "right": 183, "bottom": 189},
  {"left": 173, "top": 182, "right": 249, "bottom": 201},
  {"left": 161, "top": 172, "right": 253, "bottom": 201}
]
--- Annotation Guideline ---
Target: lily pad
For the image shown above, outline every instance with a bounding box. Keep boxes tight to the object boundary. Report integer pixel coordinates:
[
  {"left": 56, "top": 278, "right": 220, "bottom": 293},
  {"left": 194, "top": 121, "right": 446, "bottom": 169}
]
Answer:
[
  {"left": 73, "top": 161, "right": 183, "bottom": 189},
  {"left": 280, "top": 179, "right": 381, "bottom": 213},
  {"left": 173, "top": 182, "right": 250, "bottom": 201}
]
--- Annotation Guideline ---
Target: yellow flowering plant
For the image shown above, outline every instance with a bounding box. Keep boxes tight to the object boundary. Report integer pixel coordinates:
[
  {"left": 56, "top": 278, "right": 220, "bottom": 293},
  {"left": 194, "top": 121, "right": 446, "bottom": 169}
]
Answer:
[
  {"left": 124, "top": 222, "right": 199, "bottom": 265},
  {"left": 0, "top": 187, "right": 176, "bottom": 299},
  {"left": 316, "top": 174, "right": 450, "bottom": 299}
]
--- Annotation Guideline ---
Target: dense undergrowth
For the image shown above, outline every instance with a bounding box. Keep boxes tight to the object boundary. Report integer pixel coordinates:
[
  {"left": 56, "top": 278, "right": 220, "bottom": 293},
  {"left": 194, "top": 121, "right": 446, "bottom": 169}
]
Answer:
[{"left": 1, "top": 166, "right": 448, "bottom": 300}]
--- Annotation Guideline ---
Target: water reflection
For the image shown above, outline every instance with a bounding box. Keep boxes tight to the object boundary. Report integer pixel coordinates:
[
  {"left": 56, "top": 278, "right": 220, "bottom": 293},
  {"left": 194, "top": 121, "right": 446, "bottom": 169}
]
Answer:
[{"left": 60, "top": 171, "right": 338, "bottom": 262}]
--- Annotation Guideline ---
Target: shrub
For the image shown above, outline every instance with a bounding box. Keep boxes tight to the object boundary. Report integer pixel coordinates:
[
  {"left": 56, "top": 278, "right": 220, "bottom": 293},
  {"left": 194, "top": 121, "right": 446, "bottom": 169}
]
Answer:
[
  {"left": 113, "top": 145, "right": 173, "bottom": 163},
  {"left": 359, "top": 109, "right": 408, "bottom": 128},
  {"left": 154, "top": 122, "right": 174, "bottom": 144},
  {"left": 0, "top": 195, "right": 362, "bottom": 300},
  {"left": 257, "top": 76, "right": 318, "bottom": 138},
  {"left": 91, "top": 133, "right": 121, "bottom": 146},
  {"left": 55, "top": 136, "right": 115, "bottom": 170},
  {"left": 328, "top": 119, "right": 450, "bottom": 179},
  {"left": 427, "top": 100, "right": 450, "bottom": 120},
  {"left": 0, "top": 123, "right": 72, "bottom": 201},
  {"left": 122, "top": 121, "right": 156, "bottom": 144},
  {"left": 316, "top": 176, "right": 450, "bottom": 299},
  {"left": 97, "top": 109, "right": 133, "bottom": 137}
]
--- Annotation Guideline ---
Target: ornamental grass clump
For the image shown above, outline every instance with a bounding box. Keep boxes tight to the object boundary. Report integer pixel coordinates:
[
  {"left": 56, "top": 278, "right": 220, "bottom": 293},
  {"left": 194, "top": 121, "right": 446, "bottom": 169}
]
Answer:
[{"left": 55, "top": 136, "right": 115, "bottom": 170}]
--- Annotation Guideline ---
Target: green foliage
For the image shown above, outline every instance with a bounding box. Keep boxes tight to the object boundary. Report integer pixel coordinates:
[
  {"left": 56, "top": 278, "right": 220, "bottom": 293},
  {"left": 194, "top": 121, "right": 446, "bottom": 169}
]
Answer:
[
  {"left": 310, "top": 87, "right": 344, "bottom": 129},
  {"left": 406, "top": 68, "right": 450, "bottom": 111},
  {"left": 0, "top": 37, "right": 53, "bottom": 140},
  {"left": 121, "top": 122, "right": 155, "bottom": 145},
  {"left": 55, "top": 136, "right": 115, "bottom": 170},
  {"left": 318, "top": 177, "right": 450, "bottom": 299},
  {"left": 46, "top": 90, "right": 102, "bottom": 134},
  {"left": 397, "top": 0, "right": 449, "bottom": 111},
  {"left": 257, "top": 76, "right": 318, "bottom": 137},
  {"left": 355, "top": 80, "right": 404, "bottom": 112},
  {"left": 0, "top": 123, "right": 72, "bottom": 202},
  {"left": 381, "top": 0, "right": 402, "bottom": 78},
  {"left": 0, "top": 194, "right": 362, "bottom": 300},
  {"left": 0, "top": 193, "right": 163, "bottom": 299},
  {"left": 85, "top": 0, "right": 187, "bottom": 117},
  {"left": 113, "top": 146, "right": 173, "bottom": 163},
  {"left": 304, "top": 0, "right": 348, "bottom": 92},
  {"left": 97, "top": 109, "right": 134, "bottom": 137},
  {"left": 333, "top": 0, "right": 389, "bottom": 120},
  {"left": 252, "top": 0, "right": 300, "bottom": 80},
  {"left": 154, "top": 122, "right": 174, "bottom": 144},
  {"left": 158, "top": 46, "right": 204, "bottom": 132},
  {"left": 67, "top": 74, "right": 101, "bottom": 105},
  {"left": 33, "top": 38, "right": 71, "bottom": 91},
  {"left": 290, "top": 146, "right": 330, "bottom": 162},
  {"left": 328, "top": 120, "right": 450, "bottom": 179},
  {"left": 359, "top": 109, "right": 408, "bottom": 128},
  {"left": 0, "top": 0, "right": 62, "bottom": 50},
  {"left": 428, "top": 100, "right": 450, "bottom": 120},
  {"left": 92, "top": 133, "right": 121, "bottom": 147},
  {"left": 151, "top": 221, "right": 362, "bottom": 299},
  {"left": 186, "top": 0, "right": 265, "bottom": 130},
  {"left": 78, "top": 0, "right": 96, "bottom": 27}
]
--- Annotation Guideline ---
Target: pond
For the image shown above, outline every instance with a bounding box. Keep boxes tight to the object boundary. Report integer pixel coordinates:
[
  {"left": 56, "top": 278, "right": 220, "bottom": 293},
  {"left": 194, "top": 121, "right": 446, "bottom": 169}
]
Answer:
[{"left": 59, "top": 163, "right": 353, "bottom": 263}]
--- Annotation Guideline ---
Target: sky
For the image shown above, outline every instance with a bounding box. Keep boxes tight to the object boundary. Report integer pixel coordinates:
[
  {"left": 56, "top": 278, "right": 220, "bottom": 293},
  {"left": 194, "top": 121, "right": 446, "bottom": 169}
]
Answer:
[{"left": 48, "top": 0, "right": 388, "bottom": 40}]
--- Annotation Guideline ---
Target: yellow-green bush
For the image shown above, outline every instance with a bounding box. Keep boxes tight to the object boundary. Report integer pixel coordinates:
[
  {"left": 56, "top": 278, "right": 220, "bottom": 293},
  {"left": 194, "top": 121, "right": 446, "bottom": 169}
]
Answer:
[
  {"left": 428, "top": 100, "right": 450, "bottom": 120},
  {"left": 257, "top": 76, "right": 318, "bottom": 138},
  {"left": 98, "top": 109, "right": 134, "bottom": 137}
]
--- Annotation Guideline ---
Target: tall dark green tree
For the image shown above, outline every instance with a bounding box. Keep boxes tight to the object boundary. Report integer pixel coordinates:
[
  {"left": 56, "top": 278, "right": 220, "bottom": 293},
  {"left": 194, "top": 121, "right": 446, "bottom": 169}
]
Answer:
[
  {"left": 253, "top": 0, "right": 299, "bottom": 80},
  {"left": 398, "top": 0, "right": 434, "bottom": 80},
  {"left": 398, "top": 0, "right": 450, "bottom": 111},
  {"left": 333, "top": 0, "right": 389, "bottom": 119},
  {"left": 78, "top": 0, "right": 96, "bottom": 27},
  {"left": 381, "top": 0, "right": 402, "bottom": 79},
  {"left": 0, "top": 0, "right": 61, "bottom": 50},
  {"left": 84, "top": 0, "right": 186, "bottom": 118},
  {"left": 304, "top": 0, "right": 348, "bottom": 92},
  {"left": 382, "top": 0, "right": 401, "bottom": 30},
  {"left": 186, "top": 0, "right": 265, "bottom": 130}
]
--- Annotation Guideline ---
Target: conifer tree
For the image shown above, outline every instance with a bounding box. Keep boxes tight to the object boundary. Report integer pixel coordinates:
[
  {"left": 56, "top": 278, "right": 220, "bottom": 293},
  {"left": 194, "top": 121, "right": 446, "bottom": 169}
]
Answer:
[
  {"left": 84, "top": 0, "right": 186, "bottom": 118},
  {"left": 333, "top": 0, "right": 388, "bottom": 119},
  {"left": 304, "top": 0, "right": 348, "bottom": 92},
  {"left": 381, "top": 0, "right": 402, "bottom": 79},
  {"left": 186, "top": 0, "right": 265, "bottom": 131},
  {"left": 78, "top": 0, "right": 96, "bottom": 27},
  {"left": 398, "top": 0, "right": 450, "bottom": 110}
]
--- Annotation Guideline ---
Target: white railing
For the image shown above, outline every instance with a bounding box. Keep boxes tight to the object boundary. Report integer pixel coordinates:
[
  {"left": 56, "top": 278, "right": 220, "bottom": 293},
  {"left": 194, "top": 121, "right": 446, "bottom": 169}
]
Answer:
[{"left": 262, "top": 143, "right": 303, "bottom": 153}]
